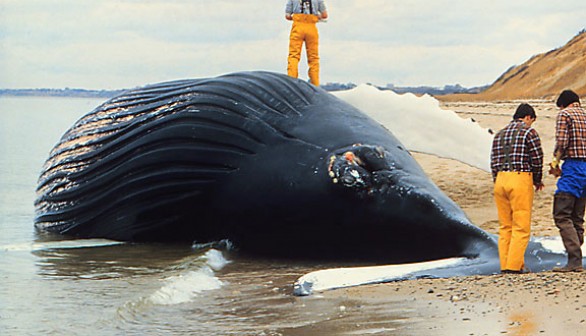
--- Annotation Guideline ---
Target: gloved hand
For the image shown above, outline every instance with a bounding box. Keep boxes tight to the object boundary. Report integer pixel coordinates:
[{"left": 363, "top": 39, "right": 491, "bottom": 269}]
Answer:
[{"left": 549, "top": 158, "right": 561, "bottom": 177}]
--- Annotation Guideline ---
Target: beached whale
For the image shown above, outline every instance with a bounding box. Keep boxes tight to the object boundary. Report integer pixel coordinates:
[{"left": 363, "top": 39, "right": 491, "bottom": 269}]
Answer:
[{"left": 34, "top": 71, "right": 567, "bottom": 281}]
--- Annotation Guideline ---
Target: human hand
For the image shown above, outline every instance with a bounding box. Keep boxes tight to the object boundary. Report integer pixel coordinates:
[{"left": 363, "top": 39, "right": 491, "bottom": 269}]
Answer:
[
  {"left": 548, "top": 162, "right": 562, "bottom": 177},
  {"left": 549, "top": 167, "right": 561, "bottom": 177},
  {"left": 535, "top": 182, "right": 545, "bottom": 191},
  {"left": 548, "top": 157, "right": 562, "bottom": 177}
]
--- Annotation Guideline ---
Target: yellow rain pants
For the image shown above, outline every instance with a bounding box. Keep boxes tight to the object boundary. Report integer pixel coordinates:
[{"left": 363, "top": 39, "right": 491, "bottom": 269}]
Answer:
[
  {"left": 493, "top": 172, "right": 534, "bottom": 271},
  {"left": 287, "top": 14, "right": 320, "bottom": 86}
]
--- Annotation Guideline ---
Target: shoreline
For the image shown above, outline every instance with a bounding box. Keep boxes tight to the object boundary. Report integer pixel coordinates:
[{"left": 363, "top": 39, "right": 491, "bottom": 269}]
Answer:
[{"left": 321, "top": 272, "right": 586, "bottom": 335}]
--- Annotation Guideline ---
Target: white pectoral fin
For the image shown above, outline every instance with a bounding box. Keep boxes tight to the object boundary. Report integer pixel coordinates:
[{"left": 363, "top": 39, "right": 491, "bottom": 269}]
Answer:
[
  {"left": 333, "top": 85, "right": 493, "bottom": 172},
  {"left": 293, "top": 257, "right": 468, "bottom": 296}
]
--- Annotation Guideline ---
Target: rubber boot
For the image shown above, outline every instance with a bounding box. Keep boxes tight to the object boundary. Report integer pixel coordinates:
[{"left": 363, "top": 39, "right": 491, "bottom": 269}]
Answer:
[
  {"left": 553, "top": 192, "right": 584, "bottom": 270},
  {"left": 572, "top": 197, "right": 586, "bottom": 246}
]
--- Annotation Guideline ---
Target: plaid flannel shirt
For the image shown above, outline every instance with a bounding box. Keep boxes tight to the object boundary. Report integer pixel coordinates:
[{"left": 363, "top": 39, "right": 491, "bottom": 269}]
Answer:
[
  {"left": 491, "top": 119, "right": 544, "bottom": 185},
  {"left": 554, "top": 103, "right": 586, "bottom": 160}
]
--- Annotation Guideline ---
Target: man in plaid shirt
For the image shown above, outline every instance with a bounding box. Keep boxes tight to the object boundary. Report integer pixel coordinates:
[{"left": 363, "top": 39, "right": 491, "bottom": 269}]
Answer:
[
  {"left": 549, "top": 90, "right": 586, "bottom": 272},
  {"left": 491, "top": 103, "right": 544, "bottom": 273}
]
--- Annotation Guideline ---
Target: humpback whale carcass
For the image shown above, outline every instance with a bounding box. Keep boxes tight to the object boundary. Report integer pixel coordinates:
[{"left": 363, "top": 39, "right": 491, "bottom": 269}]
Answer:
[{"left": 35, "top": 71, "right": 499, "bottom": 265}]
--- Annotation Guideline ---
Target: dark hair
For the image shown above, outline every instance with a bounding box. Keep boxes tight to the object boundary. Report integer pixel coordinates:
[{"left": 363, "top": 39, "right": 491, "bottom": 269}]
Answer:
[
  {"left": 556, "top": 90, "right": 580, "bottom": 108},
  {"left": 513, "top": 103, "right": 536, "bottom": 120}
]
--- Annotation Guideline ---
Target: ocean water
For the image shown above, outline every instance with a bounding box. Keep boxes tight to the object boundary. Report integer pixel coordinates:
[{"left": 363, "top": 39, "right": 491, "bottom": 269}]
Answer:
[{"left": 0, "top": 96, "right": 438, "bottom": 335}]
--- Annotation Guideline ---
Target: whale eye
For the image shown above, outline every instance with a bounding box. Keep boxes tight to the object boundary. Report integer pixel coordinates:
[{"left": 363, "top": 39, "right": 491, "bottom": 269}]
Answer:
[
  {"left": 327, "top": 144, "right": 394, "bottom": 196},
  {"left": 328, "top": 154, "right": 370, "bottom": 189},
  {"left": 341, "top": 174, "right": 356, "bottom": 185}
]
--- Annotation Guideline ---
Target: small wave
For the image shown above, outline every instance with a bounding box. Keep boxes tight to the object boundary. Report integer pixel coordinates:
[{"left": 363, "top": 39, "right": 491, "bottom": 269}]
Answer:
[
  {"left": 147, "top": 267, "right": 223, "bottom": 305},
  {"left": 147, "top": 249, "right": 230, "bottom": 305},
  {"left": 1, "top": 239, "right": 124, "bottom": 252}
]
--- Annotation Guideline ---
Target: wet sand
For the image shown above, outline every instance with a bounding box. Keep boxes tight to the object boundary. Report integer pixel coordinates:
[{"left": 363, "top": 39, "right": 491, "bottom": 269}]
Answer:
[{"left": 315, "top": 101, "right": 585, "bottom": 335}]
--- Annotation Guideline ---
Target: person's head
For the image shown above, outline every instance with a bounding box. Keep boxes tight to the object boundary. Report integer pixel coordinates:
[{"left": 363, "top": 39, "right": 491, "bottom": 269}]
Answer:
[
  {"left": 556, "top": 90, "right": 580, "bottom": 108},
  {"left": 513, "top": 103, "right": 536, "bottom": 126}
]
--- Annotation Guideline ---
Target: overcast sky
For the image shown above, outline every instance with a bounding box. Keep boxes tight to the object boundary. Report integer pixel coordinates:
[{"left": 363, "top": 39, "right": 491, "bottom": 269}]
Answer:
[{"left": 1, "top": 0, "right": 584, "bottom": 90}]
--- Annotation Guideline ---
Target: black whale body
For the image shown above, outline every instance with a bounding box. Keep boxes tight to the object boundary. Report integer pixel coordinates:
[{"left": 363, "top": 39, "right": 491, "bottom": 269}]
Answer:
[{"left": 35, "top": 71, "right": 499, "bottom": 263}]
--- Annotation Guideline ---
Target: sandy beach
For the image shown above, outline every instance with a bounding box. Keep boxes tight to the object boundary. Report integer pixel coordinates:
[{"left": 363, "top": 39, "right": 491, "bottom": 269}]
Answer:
[{"left": 317, "top": 101, "right": 586, "bottom": 335}]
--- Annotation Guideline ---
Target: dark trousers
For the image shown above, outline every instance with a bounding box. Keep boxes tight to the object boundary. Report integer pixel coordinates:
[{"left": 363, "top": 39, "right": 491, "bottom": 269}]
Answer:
[{"left": 553, "top": 192, "right": 586, "bottom": 267}]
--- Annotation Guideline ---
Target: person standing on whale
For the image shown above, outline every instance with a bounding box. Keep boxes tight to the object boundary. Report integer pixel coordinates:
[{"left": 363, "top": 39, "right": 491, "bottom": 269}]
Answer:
[
  {"left": 285, "top": 0, "right": 328, "bottom": 86},
  {"left": 549, "top": 90, "right": 586, "bottom": 273},
  {"left": 491, "top": 103, "right": 544, "bottom": 274}
]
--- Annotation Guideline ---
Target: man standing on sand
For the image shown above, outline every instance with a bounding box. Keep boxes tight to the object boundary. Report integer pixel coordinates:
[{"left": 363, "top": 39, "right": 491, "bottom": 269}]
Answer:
[
  {"left": 285, "top": 0, "right": 328, "bottom": 86},
  {"left": 491, "top": 103, "right": 544, "bottom": 274},
  {"left": 549, "top": 90, "right": 586, "bottom": 273}
]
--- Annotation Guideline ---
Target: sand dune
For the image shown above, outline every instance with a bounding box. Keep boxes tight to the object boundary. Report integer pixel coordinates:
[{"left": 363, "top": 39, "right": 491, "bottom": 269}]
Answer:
[{"left": 440, "top": 31, "right": 586, "bottom": 101}]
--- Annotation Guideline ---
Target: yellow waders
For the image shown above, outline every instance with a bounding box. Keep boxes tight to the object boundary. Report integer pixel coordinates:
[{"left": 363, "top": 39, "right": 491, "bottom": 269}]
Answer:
[
  {"left": 493, "top": 172, "right": 534, "bottom": 271},
  {"left": 287, "top": 14, "right": 320, "bottom": 86}
]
